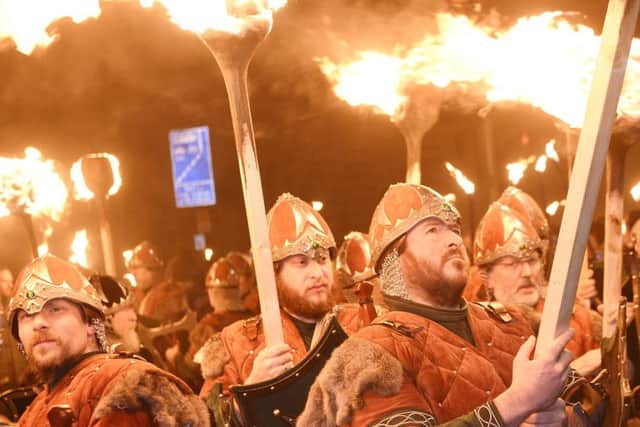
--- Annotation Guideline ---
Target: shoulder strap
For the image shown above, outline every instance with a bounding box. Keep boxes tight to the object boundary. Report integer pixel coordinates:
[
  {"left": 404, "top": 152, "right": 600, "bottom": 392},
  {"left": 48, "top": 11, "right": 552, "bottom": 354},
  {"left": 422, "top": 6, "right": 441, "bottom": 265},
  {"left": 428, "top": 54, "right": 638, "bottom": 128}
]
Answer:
[{"left": 474, "top": 301, "right": 513, "bottom": 323}]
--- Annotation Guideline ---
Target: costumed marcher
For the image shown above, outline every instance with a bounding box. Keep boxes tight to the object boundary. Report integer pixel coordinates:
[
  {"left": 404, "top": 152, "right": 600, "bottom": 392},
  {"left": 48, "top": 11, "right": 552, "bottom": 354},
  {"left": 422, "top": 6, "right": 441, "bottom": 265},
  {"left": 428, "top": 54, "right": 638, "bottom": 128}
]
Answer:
[
  {"left": 197, "top": 193, "right": 371, "bottom": 426},
  {"left": 125, "top": 241, "right": 164, "bottom": 309},
  {"left": 189, "top": 251, "right": 258, "bottom": 362},
  {"left": 89, "top": 275, "right": 143, "bottom": 356},
  {"left": 298, "top": 183, "right": 580, "bottom": 426},
  {"left": 8, "top": 254, "right": 209, "bottom": 426},
  {"left": 335, "top": 232, "right": 385, "bottom": 308},
  {"left": 0, "top": 266, "right": 31, "bottom": 392},
  {"left": 474, "top": 201, "right": 602, "bottom": 377}
]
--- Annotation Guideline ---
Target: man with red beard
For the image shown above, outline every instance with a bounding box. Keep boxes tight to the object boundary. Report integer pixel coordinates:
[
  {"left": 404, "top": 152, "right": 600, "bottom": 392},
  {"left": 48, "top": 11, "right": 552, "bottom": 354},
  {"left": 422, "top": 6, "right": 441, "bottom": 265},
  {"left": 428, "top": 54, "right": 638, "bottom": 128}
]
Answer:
[
  {"left": 299, "top": 183, "right": 576, "bottom": 426},
  {"left": 474, "top": 202, "right": 602, "bottom": 377},
  {"left": 9, "top": 254, "right": 209, "bottom": 426},
  {"left": 197, "top": 193, "right": 364, "bottom": 426}
]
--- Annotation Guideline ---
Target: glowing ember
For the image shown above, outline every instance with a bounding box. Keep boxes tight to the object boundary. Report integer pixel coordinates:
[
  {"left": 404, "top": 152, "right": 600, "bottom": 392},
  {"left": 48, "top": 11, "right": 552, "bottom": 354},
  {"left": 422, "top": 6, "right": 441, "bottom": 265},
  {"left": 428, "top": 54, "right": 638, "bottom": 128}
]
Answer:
[
  {"left": 0, "top": 147, "right": 68, "bottom": 221},
  {"left": 545, "top": 139, "right": 560, "bottom": 162},
  {"left": 143, "top": 0, "right": 286, "bottom": 35},
  {"left": 445, "top": 162, "right": 475, "bottom": 195},
  {"left": 534, "top": 155, "right": 548, "bottom": 173},
  {"left": 70, "top": 153, "right": 122, "bottom": 200},
  {"left": 318, "top": 13, "right": 640, "bottom": 128},
  {"left": 0, "top": 0, "right": 100, "bottom": 55},
  {"left": 545, "top": 200, "right": 565, "bottom": 216},
  {"left": 69, "top": 229, "right": 89, "bottom": 267},
  {"left": 631, "top": 181, "right": 640, "bottom": 201}
]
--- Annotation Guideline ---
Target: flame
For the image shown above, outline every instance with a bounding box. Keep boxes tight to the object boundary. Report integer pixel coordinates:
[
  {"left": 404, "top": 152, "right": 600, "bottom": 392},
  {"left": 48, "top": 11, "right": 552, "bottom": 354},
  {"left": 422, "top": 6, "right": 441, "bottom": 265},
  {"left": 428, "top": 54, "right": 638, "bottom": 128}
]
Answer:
[
  {"left": 443, "top": 193, "right": 457, "bottom": 203},
  {"left": 506, "top": 160, "right": 528, "bottom": 185},
  {"left": 204, "top": 248, "right": 214, "bottom": 262},
  {"left": 545, "top": 200, "right": 565, "bottom": 216},
  {"left": 534, "top": 155, "right": 547, "bottom": 173},
  {"left": 71, "top": 153, "right": 122, "bottom": 200},
  {"left": 37, "top": 242, "right": 49, "bottom": 256},
  {"left": 545, "top": 139, "right": 560, "bottom": 162},
  {"left": 631, "top": 181, "right": 640, "bottom": 202},
  {"left": 311, "top": 201, "right": 324, "bottom": 212},
  {"left": 445, "top": 162, "right": 475, "bottom": 195},
  {"left": 0, "top": 147, "right": 68, "bottom": 221},
  {"left": 143, "top": 0, "right": 286, "bottom": 35},
  {"left": 69, "top": 229, "right": 89, "bottom": 267},
  {"left": 0, "top": 0, "right": 100, "bottom": 55},
  {"left": 318, "top": 13, "right": 640, "bottom": 127},
  {"left": 122, "top": 249, "right": 134, "bottom": 266}
]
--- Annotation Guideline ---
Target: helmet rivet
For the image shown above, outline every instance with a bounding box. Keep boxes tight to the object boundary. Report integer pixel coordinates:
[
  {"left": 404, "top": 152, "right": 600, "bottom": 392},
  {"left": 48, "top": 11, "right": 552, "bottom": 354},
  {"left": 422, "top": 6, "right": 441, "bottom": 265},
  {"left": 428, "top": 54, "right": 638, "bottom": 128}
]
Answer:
[{"left": 311, "top": 241, "right": 320, "bottom": 250}]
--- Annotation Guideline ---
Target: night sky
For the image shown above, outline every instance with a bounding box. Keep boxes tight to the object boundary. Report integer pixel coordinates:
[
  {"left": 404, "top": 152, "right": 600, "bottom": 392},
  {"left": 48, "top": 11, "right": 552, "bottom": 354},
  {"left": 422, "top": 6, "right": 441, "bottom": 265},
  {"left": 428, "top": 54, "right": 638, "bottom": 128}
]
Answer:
[{"left": 0, "top": 0, "right": 638, "bottom": 276}]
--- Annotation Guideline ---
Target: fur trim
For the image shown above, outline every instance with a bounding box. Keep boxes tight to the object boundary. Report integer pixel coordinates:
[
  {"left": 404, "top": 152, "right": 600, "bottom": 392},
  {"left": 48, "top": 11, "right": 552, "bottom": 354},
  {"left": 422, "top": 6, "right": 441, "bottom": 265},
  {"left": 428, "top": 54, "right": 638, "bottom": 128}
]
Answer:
[
  {"left": 195, "top": 333, "right": 229, "bottom": 379},
  {"left": 297, "top": 337, "right": 403, "bottom": 427},
  {"left": 93, "top": 369, "right": 210, "bottom": 427},
  {"left": 590, "top": 310, "right": 602, "bottom": 343}
]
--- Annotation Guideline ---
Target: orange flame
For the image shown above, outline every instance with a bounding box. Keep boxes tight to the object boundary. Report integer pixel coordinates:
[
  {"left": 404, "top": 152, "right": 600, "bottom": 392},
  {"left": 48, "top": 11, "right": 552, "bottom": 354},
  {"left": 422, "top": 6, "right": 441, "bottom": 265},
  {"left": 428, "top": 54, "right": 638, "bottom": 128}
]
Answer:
[
  {"left": 143, "top": 0, "right": 286, "bottom": 35},
  {"left": 0, "top": 0, "right": 100, "bottom": 55},
  {"left": 0, "top": 147, "right": 68, "bottom": 221},
  {"left": 631, "top": 181, "right": 640, "bottom": 202},
  {"left": 69, "top": 229, "right": 89, "bottom": 267},
  {"left": 70, "top": 153, "right": 122, "bottom": 200},
  {"left": 445, "top": 162, "right": 475, "bottom": 195},
  {"left": 545, "top": 199, "right": 565, "bottom": 216},
  {"left": 318, "top": 12, "right": 640, "bottom": 127}
]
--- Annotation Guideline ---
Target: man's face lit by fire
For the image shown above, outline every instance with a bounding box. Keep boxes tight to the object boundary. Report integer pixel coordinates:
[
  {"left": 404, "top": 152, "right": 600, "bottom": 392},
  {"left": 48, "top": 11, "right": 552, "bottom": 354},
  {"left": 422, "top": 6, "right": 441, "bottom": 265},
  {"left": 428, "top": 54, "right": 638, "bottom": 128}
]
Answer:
[
  {"left": 17, "top": 299, "right": 98, "bottom": 382},
  {"left": 400, "top": 218, "right": 470, "bottom": 307},
  {"left": 485, "top": 252, "right": 544, "bottom": 307},
  {"left": 276, "top": 248, "right": 335, "bottom": 321}
]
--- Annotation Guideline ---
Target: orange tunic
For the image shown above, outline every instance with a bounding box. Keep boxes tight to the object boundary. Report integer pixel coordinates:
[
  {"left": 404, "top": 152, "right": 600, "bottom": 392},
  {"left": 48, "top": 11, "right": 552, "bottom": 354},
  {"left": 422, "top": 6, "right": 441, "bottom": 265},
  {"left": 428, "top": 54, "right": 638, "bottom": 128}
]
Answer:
[
  {"left": 18, "top": 353, "right": 209, "bottom": 427},
  {"left": 298, "top": 303, "right": 534, "bottom": 426},
  {"left": 198, "top": 304, "right": 363, "bottom": 400}
]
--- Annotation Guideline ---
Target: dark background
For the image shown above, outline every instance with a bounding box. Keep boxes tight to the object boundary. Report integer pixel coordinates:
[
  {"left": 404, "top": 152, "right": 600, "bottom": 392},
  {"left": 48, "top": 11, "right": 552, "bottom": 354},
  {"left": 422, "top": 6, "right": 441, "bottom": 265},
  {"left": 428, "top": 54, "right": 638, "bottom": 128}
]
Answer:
[{"left": 0, "top": 0, "right": 637, "bottom": 275}]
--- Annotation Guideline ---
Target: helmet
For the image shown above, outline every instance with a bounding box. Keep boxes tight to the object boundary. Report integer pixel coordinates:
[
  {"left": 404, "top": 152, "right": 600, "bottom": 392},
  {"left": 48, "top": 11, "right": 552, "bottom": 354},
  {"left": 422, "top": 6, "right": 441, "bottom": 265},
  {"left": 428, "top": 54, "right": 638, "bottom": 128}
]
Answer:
[
  {"left": 369, "top": 183, "right": 461, "bottom": 273},
  {"left": 335, "top": 232, "right": 375, "bottom": 288},
  {"left": 9, "top": 254, "right": 105, "bottom": 341},
  {"left": 205, "top": 252, "right": 254, "bottom": 312},
  {"left": 267, "top": 193, "right": 336, "bottom": 262},
  {"left": 126, "top": 241, "right": 163, "bottom": 270},
  {"left": 90, "top": 274, "right": 135, "bottom": 316},
  {"left": 473, "top": 202, "right": 543, "bottom": 266},
  {"left": 498, "top": 187, "right": 550, "bottom": 243}
]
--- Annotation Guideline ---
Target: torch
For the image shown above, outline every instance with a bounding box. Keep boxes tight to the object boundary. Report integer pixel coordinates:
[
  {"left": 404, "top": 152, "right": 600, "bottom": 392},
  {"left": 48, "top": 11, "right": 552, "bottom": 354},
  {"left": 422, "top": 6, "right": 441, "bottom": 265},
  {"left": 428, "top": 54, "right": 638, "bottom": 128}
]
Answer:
[
  {"left": 0, "top": 147, "right": 68, "bottom": 258},
  {"left": 71, "top": 153, "right": 122, "bottom": 276},
  {"left": 196, "top": 5, "right": 284, "bottom": 347}
]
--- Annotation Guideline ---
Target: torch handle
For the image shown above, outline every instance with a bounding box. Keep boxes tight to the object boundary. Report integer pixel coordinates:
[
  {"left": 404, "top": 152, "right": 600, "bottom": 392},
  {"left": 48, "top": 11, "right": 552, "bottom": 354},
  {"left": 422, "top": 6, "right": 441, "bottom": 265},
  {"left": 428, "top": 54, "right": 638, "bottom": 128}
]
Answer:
[
  {"left": 20, "top": 212, "right": 39, "bottom": 258},
  {"left": 95, "top": 198, "right": 117, "bottom": 277},
  {"left": 536, "top": 0, "right": 640, "bottom": 355},
  {"left": 218, "top": 65, "right": 284, "bottom": 347}
]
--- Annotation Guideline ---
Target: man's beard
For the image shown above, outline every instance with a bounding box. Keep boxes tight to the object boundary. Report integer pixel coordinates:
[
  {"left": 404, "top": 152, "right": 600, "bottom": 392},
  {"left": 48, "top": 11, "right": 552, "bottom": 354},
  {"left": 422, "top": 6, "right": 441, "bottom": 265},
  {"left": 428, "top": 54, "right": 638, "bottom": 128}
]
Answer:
[
  {"left": 403, "top": 248, "right": 468, "bottom": 307},
  {"left": 277, "top": 282, "right": 335, "bottom": 321},
  {"left": 27, "top": 333, "right": 82, "bottom": 384}
]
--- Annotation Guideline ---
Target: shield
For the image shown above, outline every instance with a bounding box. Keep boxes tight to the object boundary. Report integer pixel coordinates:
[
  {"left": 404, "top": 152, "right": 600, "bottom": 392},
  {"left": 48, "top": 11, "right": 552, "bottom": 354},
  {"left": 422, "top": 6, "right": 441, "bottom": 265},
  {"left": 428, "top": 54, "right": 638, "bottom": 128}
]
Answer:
[{"left": 231, "top": 315, "right": 348, "bottom": 426}]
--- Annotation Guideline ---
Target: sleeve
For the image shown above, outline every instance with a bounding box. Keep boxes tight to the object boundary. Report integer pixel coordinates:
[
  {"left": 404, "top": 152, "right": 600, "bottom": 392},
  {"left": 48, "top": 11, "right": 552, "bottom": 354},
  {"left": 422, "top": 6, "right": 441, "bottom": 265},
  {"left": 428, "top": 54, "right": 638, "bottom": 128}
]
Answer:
[{"left": 352, "top": 380, "right": 505, "bottom": 427}]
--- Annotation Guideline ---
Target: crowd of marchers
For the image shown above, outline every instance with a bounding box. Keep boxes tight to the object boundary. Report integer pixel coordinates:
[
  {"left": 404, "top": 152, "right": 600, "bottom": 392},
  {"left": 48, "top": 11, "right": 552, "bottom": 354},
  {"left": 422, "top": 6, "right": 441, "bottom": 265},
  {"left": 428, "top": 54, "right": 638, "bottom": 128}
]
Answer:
[{"left": 1, "top": 183, "right": 637, "bottom": 426}]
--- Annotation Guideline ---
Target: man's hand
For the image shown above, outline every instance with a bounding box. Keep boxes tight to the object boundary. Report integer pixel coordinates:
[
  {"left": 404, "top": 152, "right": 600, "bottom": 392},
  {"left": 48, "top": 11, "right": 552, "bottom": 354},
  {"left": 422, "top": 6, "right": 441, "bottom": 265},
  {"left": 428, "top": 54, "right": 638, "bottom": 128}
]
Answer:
[
  {"left": 494, "top": 329, "right": 575, "bottom": 426},
  {"left": 521, "top": 399, "right": 566, "bottom": 426},
  {"left": 570, "top": 348, "right": 601, "bottom": 377},
  {"left": 244, "top": 344, "right": 294, "bottom": 385}
]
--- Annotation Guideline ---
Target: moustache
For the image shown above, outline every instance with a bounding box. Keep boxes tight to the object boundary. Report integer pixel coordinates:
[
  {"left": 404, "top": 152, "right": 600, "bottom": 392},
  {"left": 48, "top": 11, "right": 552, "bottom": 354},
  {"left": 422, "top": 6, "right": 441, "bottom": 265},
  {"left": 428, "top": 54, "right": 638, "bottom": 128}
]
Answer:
[{"left": 32, "top": 333, "right": 59, "bottom": 347}]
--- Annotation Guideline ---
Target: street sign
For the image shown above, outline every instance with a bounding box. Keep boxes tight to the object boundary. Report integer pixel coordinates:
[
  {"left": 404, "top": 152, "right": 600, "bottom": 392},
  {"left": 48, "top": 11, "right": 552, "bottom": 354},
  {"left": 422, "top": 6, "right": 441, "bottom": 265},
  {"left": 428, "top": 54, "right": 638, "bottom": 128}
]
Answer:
[{"left": 169, "top": 126, "right": 216, "bottom": 208}]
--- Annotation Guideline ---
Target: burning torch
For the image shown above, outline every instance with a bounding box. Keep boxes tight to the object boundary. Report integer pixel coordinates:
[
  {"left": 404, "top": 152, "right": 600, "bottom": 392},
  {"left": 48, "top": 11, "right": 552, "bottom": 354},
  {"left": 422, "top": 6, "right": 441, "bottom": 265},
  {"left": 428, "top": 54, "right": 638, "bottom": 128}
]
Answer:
[
  {"left": 71, "top": 153, "right": 122, "bottom": 276},
  {"left": 0, "top": 147, "right": 68, "bottom": 258}
]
